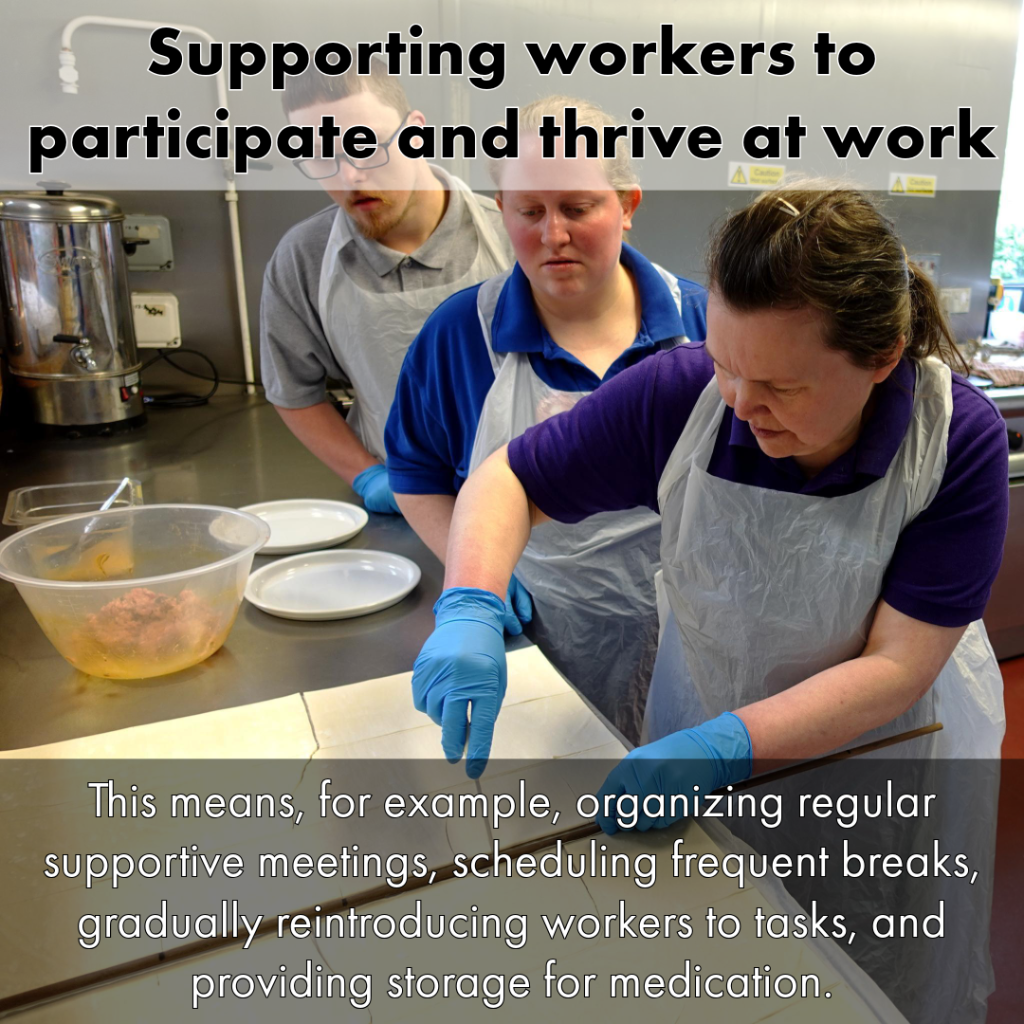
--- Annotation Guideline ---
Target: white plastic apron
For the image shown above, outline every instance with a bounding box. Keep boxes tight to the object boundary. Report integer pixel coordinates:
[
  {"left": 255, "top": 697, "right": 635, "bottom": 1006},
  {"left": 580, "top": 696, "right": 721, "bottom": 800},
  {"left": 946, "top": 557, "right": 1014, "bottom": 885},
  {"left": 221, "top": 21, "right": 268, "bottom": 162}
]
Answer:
[
  {"left": 650, "top": 357, "right": 1004, "bottom": 1024},
  {"left": 469, "top": 264, "right": 687, "bottom": 741},
  {"left": 317, "top": 167, "right": 509, "bottom": 461}
]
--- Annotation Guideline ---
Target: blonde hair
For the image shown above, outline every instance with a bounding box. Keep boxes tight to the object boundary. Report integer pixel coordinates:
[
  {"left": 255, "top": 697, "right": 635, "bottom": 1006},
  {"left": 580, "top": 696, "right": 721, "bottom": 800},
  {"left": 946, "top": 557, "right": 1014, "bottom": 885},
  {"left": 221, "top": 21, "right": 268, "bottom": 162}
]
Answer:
[{"left": 488, "top": 95, "right": 638, "bottom": 196}]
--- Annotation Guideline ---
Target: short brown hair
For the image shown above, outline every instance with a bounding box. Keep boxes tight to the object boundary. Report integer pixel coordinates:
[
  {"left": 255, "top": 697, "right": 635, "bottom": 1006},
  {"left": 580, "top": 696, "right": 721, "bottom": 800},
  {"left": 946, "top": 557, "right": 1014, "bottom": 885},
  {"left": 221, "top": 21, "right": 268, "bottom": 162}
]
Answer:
[
  {"left": 282, "top": 56, "right": 409, "bottom": 117},
  {"left": 706, "top": 183, "right": 965, "bottom": 373}
]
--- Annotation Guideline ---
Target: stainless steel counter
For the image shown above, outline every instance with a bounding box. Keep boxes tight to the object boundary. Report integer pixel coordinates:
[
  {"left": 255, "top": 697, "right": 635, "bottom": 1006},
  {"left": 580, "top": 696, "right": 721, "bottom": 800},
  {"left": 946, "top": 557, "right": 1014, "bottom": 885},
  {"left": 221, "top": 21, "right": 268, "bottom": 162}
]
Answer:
[{"left": 0, "top": 397, "right": 485, "bottom": 751}]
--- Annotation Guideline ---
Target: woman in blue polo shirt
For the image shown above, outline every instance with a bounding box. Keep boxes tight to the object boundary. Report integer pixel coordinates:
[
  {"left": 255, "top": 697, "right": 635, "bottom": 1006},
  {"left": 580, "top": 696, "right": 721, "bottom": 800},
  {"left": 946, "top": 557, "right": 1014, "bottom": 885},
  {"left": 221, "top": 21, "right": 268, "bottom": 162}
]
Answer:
[
  {"left": 385, "top": 96, "right": 707, "bottom": 741},
  {"left": 411, "top": 184, "right": 1006, "bottom": 1024}
]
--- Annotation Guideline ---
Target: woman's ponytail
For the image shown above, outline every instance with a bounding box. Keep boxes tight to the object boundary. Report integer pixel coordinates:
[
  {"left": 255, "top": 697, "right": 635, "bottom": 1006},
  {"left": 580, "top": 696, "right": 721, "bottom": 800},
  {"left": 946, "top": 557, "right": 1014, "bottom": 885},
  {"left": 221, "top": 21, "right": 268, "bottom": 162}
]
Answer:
[{"left": 906, "top": 261, "right": 968, "bottom": 374}]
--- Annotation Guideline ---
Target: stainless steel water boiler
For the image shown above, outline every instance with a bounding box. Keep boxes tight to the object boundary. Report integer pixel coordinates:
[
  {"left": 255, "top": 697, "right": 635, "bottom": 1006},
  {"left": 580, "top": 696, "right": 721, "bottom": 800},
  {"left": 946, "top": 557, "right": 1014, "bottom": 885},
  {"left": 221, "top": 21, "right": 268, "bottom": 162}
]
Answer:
[{"left": 0, "top": 186, "right": 144, "bottom": 433}]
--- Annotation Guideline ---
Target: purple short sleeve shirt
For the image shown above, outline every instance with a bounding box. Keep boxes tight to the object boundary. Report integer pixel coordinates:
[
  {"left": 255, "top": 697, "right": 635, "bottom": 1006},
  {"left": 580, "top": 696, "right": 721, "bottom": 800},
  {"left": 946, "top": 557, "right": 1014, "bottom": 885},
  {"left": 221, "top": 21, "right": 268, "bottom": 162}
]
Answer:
[{"left": 508, "top": 343, "right": 1009, "bottom": 627}]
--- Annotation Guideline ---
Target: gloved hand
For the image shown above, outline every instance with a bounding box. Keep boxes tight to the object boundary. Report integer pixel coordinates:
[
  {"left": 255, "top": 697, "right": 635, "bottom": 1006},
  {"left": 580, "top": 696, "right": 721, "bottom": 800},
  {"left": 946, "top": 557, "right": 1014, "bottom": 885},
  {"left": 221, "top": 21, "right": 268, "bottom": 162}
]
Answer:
[
  {"left": 412, "top": 587, "right": 507, "bottom": 779},
  {"left": 502, "top": 575, "right": 533, "bottom": 636},
  {"left": 352, "top": 464, "right": 402, "bottom": 516},
  {"left": 595, "top": 712, "right": 753, "bottom": 834}
]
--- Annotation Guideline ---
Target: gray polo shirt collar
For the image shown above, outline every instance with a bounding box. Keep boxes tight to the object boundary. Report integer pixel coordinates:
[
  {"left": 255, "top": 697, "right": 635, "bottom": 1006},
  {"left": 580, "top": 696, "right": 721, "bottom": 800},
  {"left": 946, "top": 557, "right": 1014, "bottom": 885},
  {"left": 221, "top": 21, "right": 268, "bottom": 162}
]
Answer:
[{"left": 342, "top": 167, "right": 465, "bottom": 277}]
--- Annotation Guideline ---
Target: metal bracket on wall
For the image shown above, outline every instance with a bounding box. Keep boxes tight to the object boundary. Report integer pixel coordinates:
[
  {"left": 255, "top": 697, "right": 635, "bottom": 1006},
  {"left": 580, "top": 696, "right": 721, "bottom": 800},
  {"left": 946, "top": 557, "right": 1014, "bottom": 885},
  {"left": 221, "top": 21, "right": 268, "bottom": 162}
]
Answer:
[{"left": 122, "top": 215, "right": 174, "bottom": 272}]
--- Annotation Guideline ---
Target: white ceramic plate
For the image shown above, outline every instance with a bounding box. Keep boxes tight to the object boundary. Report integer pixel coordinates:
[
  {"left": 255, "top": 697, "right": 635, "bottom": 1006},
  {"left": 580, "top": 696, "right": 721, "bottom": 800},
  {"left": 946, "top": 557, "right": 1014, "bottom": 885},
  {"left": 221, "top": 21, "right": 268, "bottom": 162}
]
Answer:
[
  {"left": 244, "top": 549, "right": 421, "bottom": 620},
  {"left": 239, "top": 499, "right": 368, "bottom": 555}
]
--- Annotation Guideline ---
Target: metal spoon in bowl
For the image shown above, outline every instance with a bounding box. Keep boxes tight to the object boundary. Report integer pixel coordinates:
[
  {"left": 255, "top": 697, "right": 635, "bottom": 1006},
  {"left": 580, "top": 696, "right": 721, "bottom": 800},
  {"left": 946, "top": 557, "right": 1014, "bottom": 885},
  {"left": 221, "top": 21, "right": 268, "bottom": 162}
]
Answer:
[
  {"left": 44, "top": 477, "right": 134, "bottom": 575},
  {"left": 85, "top": 477, "right": 133, "bottom": 531}
]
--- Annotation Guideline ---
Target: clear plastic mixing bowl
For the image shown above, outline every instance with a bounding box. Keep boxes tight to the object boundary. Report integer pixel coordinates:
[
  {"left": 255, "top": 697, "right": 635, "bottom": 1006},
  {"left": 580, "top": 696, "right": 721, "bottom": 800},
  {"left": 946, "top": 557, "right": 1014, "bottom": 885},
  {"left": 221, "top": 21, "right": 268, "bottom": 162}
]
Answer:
[{"left": 0, "top": 504, "right": 270, "bottom": 679}]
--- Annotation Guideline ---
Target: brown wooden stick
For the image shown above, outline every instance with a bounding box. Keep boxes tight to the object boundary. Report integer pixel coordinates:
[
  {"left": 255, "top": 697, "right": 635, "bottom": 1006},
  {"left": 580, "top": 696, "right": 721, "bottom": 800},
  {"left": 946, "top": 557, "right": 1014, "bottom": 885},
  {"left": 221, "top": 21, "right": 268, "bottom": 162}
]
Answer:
[
  {"left": 730, "top": 721, "right": 943, "bottom": 791},
  {"left": 0, "top": 720, "right": 943, "bottom": 1016}
]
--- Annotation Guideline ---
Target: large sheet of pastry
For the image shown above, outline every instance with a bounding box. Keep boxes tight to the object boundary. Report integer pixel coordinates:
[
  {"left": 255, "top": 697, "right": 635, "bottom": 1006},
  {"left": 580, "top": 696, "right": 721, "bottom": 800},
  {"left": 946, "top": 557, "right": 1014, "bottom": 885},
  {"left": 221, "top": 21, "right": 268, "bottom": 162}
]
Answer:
[{"left": 0, "top": 648, "right": 903, "bottom": 1023}]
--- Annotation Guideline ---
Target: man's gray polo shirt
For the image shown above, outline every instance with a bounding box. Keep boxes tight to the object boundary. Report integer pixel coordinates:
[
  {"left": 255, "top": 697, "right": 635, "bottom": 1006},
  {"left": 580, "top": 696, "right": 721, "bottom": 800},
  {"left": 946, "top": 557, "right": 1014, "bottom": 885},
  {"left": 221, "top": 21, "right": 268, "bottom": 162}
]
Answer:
[{"left": 259, "top": 178, "right": 512, "bottom": 409}]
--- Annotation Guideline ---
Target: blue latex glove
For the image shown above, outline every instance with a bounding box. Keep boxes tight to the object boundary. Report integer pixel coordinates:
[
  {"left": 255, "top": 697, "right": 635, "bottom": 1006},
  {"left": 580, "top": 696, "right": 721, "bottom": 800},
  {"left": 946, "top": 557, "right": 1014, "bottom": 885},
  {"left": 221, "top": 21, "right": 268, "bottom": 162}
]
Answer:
[
  {"left": 412, "top": 587, "right": 507, "bottom": 778},
  {"left": 352, "top": 464, "right": 402, "bottom": 516},
  {"left": 502, "top": 575, "right": 533, "bottom": 636},
  {"left": 595, "top": 712, "right": 753, "bottom": 834}
]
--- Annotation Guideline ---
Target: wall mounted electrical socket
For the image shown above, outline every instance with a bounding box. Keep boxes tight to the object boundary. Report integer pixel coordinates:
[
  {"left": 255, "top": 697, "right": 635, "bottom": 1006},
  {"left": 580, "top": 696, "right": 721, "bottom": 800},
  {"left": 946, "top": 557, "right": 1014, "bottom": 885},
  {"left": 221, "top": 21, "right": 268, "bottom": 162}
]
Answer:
[{"left": 131, "top": 292, "right": 181, "bottom": 348}]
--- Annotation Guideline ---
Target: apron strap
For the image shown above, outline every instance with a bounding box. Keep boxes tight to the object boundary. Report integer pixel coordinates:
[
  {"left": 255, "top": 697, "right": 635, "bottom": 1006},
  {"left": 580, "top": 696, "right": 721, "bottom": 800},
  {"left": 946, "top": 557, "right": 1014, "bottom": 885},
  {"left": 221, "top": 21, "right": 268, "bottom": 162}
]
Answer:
[
  {"left": 648, "top": 260, "right": 695, "bottom": 347},
  {"left": 656, "top": 376, "right": 726, "bottom": 512},
  {"left": 317, "top": 208, "right": 353, "bottom": 331},
  {"left": 649, "top": 261, "right": 683, "bottom": 312},
  {"left": 441, "top": 169, "right": 511, "bottom": 273},
  {"left": 903, "top": 357, "right": 953, "bottom": 525},
  {"left": 475, "top": 269, "right": 516, "bottom": 378}
]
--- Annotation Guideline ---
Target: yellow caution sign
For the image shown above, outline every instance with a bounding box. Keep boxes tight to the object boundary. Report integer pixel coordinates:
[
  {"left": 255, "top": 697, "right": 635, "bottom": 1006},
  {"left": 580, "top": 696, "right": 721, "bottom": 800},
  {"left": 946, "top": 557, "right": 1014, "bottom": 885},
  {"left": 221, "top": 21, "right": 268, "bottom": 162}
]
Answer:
[
  {"left": 749, "top": 164, "right": 786, "bottom": 186},
  {"left": 728, "top": 162, "right": 786, "bottom": 189},
  {"left": 889, "top": 172, "right": 936, "bottom": 198}
]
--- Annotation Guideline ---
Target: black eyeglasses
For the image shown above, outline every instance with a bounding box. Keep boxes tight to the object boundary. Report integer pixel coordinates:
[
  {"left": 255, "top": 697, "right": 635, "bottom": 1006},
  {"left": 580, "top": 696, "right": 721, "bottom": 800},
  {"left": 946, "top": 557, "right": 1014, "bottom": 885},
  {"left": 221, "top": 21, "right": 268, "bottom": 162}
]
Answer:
[{"left": 293, "top": 113, "right": 411, "bottom": 179}]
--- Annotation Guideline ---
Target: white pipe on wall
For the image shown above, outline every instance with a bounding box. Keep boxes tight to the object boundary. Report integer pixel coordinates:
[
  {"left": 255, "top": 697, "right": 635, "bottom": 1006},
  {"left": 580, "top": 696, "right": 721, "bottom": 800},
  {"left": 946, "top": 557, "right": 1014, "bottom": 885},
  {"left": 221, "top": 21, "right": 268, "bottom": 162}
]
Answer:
[{"left": 59, "top": 15, "right": 258, "bottom": 395}]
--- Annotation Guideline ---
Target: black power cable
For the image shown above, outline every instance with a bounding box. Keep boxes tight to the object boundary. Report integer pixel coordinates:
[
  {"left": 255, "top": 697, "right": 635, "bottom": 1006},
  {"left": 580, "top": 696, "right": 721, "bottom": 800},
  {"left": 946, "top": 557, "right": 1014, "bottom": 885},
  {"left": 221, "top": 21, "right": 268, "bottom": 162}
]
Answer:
[
  {"left": 140, "top": 348, "right": 263, "bottom": 407},
  {"left": 140, "top": 348, "right": 217, "bottom": 407}
]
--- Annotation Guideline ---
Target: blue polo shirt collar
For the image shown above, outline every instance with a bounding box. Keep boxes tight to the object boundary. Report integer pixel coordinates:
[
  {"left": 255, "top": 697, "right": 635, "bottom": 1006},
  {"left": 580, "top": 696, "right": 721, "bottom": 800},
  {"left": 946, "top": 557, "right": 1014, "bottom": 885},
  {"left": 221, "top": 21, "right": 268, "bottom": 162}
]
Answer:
[
  {"left": 727, "top": 357, "right": 916, "bottom": 490},
  {"left": 489, "top": 243, "right": 687, "bottom": 356}
]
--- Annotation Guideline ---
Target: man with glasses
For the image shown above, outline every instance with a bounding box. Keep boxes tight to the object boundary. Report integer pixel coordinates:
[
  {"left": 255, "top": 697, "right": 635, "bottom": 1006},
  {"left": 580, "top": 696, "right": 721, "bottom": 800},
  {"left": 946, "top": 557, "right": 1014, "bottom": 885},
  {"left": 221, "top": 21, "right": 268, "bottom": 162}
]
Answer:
[{"left": 260, "top": 61, "right": 512, "bottom": 513}]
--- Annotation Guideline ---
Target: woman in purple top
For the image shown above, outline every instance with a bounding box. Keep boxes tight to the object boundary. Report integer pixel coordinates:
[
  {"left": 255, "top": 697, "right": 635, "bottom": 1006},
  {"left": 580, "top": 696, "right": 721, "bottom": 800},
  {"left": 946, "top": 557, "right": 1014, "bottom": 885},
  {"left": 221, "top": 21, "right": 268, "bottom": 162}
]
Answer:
[{"left": 411, "top": 185, "right": 1006, "bottom": 1024}]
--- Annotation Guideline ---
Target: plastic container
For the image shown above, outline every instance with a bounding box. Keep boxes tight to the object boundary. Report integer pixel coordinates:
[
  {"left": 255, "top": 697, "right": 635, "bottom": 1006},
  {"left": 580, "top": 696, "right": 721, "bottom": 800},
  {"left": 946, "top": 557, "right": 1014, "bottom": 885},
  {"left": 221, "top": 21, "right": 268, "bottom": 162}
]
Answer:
[
  {"left": 4, "top": 479, "right": 143, "bottom": 528},
  {"left": 0, "top": 505, "right": 270, "bottom": 679}
]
